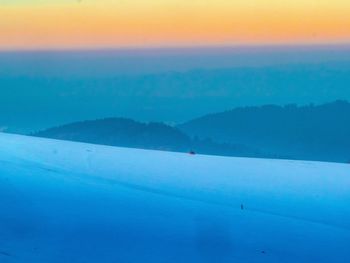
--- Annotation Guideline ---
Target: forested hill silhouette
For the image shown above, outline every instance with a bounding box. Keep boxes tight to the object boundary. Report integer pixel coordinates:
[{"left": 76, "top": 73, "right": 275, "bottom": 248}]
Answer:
[
  {"left": 178, "top": 100, "right": 350, "bottom": 163},
  {"left": 33, "top": 118, "right": 270, "bottom": 159},
  {"left": 33, "top": 101, "right": 350, "bottom": 162}
]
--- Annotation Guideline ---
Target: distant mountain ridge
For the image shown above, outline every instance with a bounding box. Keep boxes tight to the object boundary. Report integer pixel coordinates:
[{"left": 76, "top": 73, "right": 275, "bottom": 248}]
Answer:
[
  {"left": 178, "top": 100, "right": 350, "bottom": 163},
  {"left": 3, "top": 60, "right": 350, "bottom": 133}
]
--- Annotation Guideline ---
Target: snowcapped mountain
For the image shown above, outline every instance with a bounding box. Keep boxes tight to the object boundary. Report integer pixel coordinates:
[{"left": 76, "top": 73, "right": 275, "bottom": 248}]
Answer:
[{"left": 0, "top": 132, "right": 349, "bottom": 262}]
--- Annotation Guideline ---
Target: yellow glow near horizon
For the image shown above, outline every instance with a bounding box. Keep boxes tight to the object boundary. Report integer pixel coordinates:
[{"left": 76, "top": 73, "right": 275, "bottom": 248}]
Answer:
[{"left": 0, "top": 0, "right": 350, "bottom": 50}]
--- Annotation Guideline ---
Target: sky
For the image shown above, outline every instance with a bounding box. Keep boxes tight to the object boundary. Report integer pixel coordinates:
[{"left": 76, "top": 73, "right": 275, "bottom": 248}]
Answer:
[{"left": 1, "top": 0, "right": 350, "bottom": 50}]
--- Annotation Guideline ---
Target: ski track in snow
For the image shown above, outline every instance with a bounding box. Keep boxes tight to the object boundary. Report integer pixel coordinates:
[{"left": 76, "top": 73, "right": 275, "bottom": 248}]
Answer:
[{"left": 2, "top": 153, "right": 349, "bottom": 232}]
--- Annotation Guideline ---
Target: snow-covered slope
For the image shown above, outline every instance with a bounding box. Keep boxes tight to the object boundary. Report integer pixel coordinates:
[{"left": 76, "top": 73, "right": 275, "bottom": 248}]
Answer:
[{"left": 0, "top": 132, "right": 349, "bottom": 262}]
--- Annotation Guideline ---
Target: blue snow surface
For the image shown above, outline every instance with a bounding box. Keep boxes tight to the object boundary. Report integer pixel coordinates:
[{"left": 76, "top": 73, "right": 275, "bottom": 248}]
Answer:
[{"left": 0, "top": 132, "right": 349, "bottom": 263}]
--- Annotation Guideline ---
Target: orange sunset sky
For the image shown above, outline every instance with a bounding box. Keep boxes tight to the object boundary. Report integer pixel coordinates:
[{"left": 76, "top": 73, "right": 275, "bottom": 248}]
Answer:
[{"left": 0, "top": 0, "right": 350, "bottom": 50}]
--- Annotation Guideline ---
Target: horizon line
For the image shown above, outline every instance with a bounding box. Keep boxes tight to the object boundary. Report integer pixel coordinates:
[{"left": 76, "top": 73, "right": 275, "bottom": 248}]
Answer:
[{"left": 1, "top": 42, "right": 350, "bottom": 54}]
